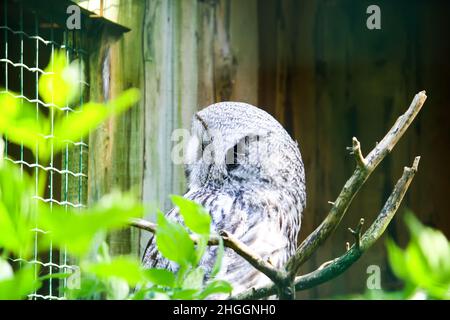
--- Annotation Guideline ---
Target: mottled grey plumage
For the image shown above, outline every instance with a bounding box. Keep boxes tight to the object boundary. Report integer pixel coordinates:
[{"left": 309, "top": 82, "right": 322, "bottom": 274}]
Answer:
[{"left": 142, "top": 102, "right": 306, "bottom": 296}]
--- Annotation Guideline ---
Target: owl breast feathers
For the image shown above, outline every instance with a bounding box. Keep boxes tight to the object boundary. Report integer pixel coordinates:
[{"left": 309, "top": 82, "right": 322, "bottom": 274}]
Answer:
[{"left": 142, "top": 102, "right": 306, "bottom": 297}]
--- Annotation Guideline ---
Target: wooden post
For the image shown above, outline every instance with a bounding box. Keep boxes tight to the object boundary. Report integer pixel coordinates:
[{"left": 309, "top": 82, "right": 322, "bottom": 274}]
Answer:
[
  {"left": 85, "top": 0, "right": 259, "bottom": 260},
  {"left": 140, "top": 0, "right": 259, "bottom": 257},
  {"left": 87, "top": 0, "right": 145, "bottom": 257}
]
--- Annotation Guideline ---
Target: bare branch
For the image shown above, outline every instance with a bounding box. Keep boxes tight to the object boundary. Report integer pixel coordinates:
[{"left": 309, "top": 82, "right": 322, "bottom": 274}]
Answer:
[
  {"left": 129, "top": 219, "right": 285, "bottom": 284},
  {"left": 229, "top": 283, "right": 277, "bottom": 300},
  {"left": 365, "top": 93, "right": 426, "bottom": 170},
  {"left": 129, "top": 217, "right": 157, "bottom": 234},
  {"left": 317, "top": 258, "right": 339, "bottom": 270},
  {"left": 130, "top": 217, "right": 220, "bottom": 245},
  {"left": 285, "top": 91, "right": 427, "bottom": 279},
  {"left": 219, "top": 230, "right": 287, "bottom": 284},
  {"left": 295, "top": 156, "right": 420, "bottom": 291},
  {"left": 232, "top": 156, "right": 420, "bottom": 300}
]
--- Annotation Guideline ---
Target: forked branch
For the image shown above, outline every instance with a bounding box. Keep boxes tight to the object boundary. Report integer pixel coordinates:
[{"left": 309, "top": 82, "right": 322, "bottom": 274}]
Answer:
[
  {"left": 233, "top": 156, "right": 420, "bottom": 300},
  {"left": 130, "top": 218, "right": 284, "bottom": 284},
  {"left": 130, "top": 91, "right": 426, "bottom": 300},
  {"left": 284, "top": 91, "right": 426, "bottom": 279}
]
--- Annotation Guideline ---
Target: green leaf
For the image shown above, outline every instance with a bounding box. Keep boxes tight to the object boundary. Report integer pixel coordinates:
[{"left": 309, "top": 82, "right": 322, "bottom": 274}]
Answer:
[
  {"left": 52, "top": 88, "right": 140, "bottom": 153},
  {"left": 386, "top": 212, "right": 450, "bottom": 300},
  {"left": 170, "top": 195, "right": 211, "bottom": 235},
  {"left": 415, "top": 227, "right": 450, "bottom": 272},
  {"left": 404, "top": 211, "right": 426, "bottom": 240},
  {"left": 53, "top": 101, "right": 107, "bottom": 151},
  {"left": 0, "top": 202, "right": 31, "bottom": 257},
  {"left": 0, "top": 265, "right": 41, "bottom": 300},
  {"left": 96, "top": 242, "right": 112, "bottom": 263},
  {"left": 386, "top": 238, "right": 408, "bottom": 280},
  {"left": 0, "top": 92, "right": 19, "bottom": 118},
  {"left": 129, "top": 286, "right": 167, "bottom": 300},
  {"left": 0, "top": 162, "right": 34, "bottom": 257},
  {"left": 198, "top": 280, "right": 232, "bottom": 300},
  {"left": 84, "top": 257, "right": 145, "bottom": 286},
  {"left": 210, "top": 237, "right": 225, "bottom": 278},
  {"left": 150, "top": 292, "right": 171, "bottom": 300},
  {"left": 38, "top": 191, "right": 143, "bottom": 256},
  {"left": 0, "top": 93, "right": 48, "bottom": 159},
  {"left": 38, "top": 50, "right": 83, "bottom": 108},
  {"left": 107, "top": 278, "right": 129, "bottom": 300},
  {"left": 129, "top": 286, "right": 151, "bottom": 300},
  {"left": 107, "top": 88, "right": 141, "bottom": 114},
  {"left": 64, "top": 276, "right": 104, "bottom": 300},
  {"left": 144, "top": 268, "right": 176, "bottom": 288},
  {"left": 171, "top": 289, "right": 199, "bottom": 300},
  {"left": 155, "top": 211, "right": 195, "bottom": 267},
  {"left": 406, "top": 240, "right": 450, "bottom": 299},
  {"left": 194, "top": 235, "right": 209, "bottom": 267},
  {"left": 182, "top": 268, "right": 205, "bottom": 290},
  {"left": 38, "top": 272, "right": 71, "bottom": 282}
]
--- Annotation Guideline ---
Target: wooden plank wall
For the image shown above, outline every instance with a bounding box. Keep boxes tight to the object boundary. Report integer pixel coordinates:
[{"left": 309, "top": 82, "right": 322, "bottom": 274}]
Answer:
[
  {"left": 86, "top": 0, "right": 144, "bottom": 257},
  {"left": 87, "top": 0, "right": 450, "bottom": 298},
  {"left": 261, "top": 0, "right": 450, "bottom": 298},
  {"left": 139, "top": 0, "right": 260, "bottom": 256}
]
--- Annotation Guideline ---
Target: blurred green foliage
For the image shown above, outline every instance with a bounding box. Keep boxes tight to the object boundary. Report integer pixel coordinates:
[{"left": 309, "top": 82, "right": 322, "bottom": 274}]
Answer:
[
  {"left": 336, "top": 211, "right": 450, "bottom": 300},
  {"left": 386, "top": 211, "right": 450, "bottom": 299},
  {"left": 0, "top": 50, "right": 231, "bottom": 300},
  {"left": 0, "top": 161, "right": 35, "bottom": 258},
  {"left": 0, "top": 261, "right": 39, "bottom": 300},
  {"left": 0, "top": 51, "right": 140, "bottom": 161}
]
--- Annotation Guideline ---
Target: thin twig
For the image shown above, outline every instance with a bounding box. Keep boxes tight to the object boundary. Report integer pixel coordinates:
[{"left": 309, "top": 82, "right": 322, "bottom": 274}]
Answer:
[
  {"left": 347, "top": 137, "right": 366, "bottom": 168},
  {"left": 130, "top": 217, "right": 221, "bottom": 245},
  {"left": 129, "top": 218, "right": 284, "bottom": 284},
  {"left": 348, "top": 218, "right": 365, "bottom": 249},
  {"left": 129, "top": 218, "right": 156, "bottom": 233},
  {"left": 219, "top": 230, "right": 286, "bottom": 284}
]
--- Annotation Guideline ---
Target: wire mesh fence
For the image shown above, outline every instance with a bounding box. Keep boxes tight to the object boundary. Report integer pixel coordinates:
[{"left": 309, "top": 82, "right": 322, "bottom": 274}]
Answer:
[{"left": 0, "top": 0, "right": 89, "bottom": 300}]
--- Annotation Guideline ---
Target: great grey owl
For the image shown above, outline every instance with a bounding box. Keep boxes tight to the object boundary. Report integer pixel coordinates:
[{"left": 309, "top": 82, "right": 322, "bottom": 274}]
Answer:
[{"left": 142, "top": 102, "right": 306, "bottom": 296}]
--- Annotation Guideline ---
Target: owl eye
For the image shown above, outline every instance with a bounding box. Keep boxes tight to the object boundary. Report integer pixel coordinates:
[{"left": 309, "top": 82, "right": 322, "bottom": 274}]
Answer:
[{"left": 225, "top": 134, "right": 263, "bottom": 173}]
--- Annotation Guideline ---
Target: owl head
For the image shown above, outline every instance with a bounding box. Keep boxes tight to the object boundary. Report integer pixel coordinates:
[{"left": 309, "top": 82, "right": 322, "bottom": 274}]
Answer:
[{"left": 184, "top": 102, "right": 305, "bottom": 194}]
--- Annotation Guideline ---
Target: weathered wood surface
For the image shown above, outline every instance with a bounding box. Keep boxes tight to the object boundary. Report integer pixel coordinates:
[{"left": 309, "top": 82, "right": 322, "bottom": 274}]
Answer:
[
  {"left": 86, "top": 0, "right": 450, "bottom": 298},
  {"left": 87, "top": 0, "right": 144, "bottom": 257},
  {"left": 140, "top": 0, "right": 260, "bottom": 257}
]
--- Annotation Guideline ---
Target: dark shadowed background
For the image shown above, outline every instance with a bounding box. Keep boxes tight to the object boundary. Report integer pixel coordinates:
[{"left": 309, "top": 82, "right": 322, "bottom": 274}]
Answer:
[
  {"left": 256, "top": 0, "right": 450, "bottom": 298},
  {"left": 251, "top": 0, "right": 450, "bottom": 298}
]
